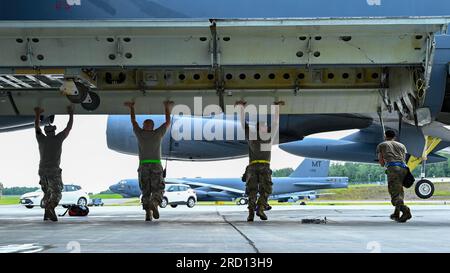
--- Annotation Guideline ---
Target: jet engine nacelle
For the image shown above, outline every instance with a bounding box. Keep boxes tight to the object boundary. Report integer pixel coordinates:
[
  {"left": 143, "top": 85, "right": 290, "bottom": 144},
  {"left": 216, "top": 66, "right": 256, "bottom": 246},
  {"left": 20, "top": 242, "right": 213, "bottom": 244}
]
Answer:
[
  {"left": 106, "top": 115, "right": 248, "bottom": 161},
  {"left": 307, "top": 194, "right": 317, "bottom": 200},
  {"left": 280, "top": 137, "right": 448, "bottom": 164},
  {"left": 0, "top": 115, "right": 54, "bottom": 133}
]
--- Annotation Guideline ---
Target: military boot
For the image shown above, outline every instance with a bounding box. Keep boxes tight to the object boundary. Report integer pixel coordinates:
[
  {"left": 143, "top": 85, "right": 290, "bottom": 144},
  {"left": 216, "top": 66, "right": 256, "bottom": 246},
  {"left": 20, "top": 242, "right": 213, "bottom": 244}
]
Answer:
[
  {"left": 256, "top": 208, "right": 268, "bottom": 221},
  {"left": 47, "top": 208, "right": 58, "bottom": 222},
  {"left": 145, "top": 209, "right": 153, "bottom": 221},
  {"left": 390, "top": 207, "right": 400, "bottom": 221},
  {"left": 43, "top": 208, "right": 50, "bottom": 221},
  {"left": 247, "top": 209, "right": 255, "bottom": 222},
  {"left": 398, "top": 205, "right": 412, "bottom": 223},
  {"left": 150, "top": 202, "right": 160, "bottom": 220}
]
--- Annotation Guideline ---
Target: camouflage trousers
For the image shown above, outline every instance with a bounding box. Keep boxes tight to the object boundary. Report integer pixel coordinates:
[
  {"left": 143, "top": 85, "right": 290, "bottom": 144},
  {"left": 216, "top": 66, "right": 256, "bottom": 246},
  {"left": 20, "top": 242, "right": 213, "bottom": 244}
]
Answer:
[
  {"left": 386, "top": 166, "right": 408, "bottom": 207},
  {"left": 245, "top": 163, "right": 273, "bottom": 211},
  {"left": 138, "top": 163, "right": 165, "bottom": 210},
  {"left": 39, "top": 168, "right": 63, "bottom": 209}
]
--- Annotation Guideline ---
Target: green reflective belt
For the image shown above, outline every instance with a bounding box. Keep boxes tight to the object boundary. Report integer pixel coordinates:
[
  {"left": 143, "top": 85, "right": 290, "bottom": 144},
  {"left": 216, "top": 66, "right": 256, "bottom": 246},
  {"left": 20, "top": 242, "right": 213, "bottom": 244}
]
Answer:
[
  {"left": 250, "top": 160, "right": 270, "bottom": 165},
  {"left": 140, "top": 159, "right": 161, "bottom": 164}
]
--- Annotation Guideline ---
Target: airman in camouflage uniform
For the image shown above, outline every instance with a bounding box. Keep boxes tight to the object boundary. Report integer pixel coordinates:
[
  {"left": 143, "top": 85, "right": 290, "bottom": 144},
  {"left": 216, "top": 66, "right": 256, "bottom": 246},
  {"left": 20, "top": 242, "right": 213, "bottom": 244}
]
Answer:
[
  {"left": 376, "top": 129, "right": 412, "bottom": 223},
  {"left": 34, "top": 106, "right": 73, "bottom": 222},
  {"left": 236, "top": 100, "right": 282, "bottom": 221},
  {"left": 125, "top": 100, "right": 173, "bottom": 221},
  {"left": 245, "top": 142, "right": 273, "bottom": 221}
]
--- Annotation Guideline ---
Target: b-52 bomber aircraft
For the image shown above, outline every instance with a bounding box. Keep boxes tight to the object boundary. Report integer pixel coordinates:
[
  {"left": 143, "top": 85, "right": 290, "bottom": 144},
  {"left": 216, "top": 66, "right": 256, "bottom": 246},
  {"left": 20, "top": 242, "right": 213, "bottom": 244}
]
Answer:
[{"left": 1, "top": 0, "right": 450, "bottom": 200}]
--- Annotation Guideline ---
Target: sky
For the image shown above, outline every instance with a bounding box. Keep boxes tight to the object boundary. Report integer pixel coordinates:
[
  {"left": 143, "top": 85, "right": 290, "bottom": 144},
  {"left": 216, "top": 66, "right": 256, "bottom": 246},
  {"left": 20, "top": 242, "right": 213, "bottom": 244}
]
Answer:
[{"left": 0, "top": 115, "right": 353, "bottom": 193}]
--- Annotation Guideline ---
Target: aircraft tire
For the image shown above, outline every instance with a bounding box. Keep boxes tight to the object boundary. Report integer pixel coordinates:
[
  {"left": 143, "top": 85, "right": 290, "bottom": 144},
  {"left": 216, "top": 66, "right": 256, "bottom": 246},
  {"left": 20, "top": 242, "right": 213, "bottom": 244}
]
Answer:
[
  {"left": 81, "top": 91, "right": 101, "bottom": 111},
  {"left": 66, "top": 81, "right": 89, "bottom": 103},
  {"left": 415, "top": 179, "right": 434, "bottom": 199}
]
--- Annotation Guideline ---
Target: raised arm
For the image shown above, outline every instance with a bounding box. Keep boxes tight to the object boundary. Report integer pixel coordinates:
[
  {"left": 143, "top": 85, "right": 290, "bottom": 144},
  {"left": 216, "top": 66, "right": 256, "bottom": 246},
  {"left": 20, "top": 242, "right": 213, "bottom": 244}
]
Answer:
[
  {"left": 163, "top": 100, "right": 174, "bottom": 128},
  {"left": 62, "top": 105, "right": 74, "bottom": 138},
  {"left": 124, "top": 101, "right": 140, "bottom": 130},
  {"left": 272, "top": 101, "right": 284, "bottom": 132},
  {"left": 34, "top": 107, "right": 44, "bottom": 135},
  {"left": 235, "top": 100, "right": 248, "bottom": 132}
]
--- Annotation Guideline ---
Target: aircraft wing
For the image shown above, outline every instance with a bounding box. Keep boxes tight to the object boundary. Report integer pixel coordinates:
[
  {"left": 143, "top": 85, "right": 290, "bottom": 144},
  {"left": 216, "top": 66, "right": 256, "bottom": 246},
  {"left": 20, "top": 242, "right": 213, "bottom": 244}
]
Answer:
[
  {"left": 293, "top": 192, "right": 335, "bottom": 197},
  {"left": 0, "top": 17, "right": 449, "bottom": 117},
  {"left": 272, "top": 191, "right": 334, "bottom": 199},
  {"left": 175, "top": 180, "right": 245, "bottom": 195},
  {"left": 422, "top": 121, "right": 450, "bottom": 142},
  {"left": 293, "top": 182, "right": 334, "bottom": 187}
]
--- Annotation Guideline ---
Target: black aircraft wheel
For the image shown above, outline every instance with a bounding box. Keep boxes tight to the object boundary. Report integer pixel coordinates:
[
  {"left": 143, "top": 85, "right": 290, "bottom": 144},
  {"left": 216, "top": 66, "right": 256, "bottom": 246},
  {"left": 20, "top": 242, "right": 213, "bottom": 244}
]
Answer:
[
  {"left": 415, "top": 179, "right": 434, "bottom": 199},
  {"left": 25, "top": 205, "right": 34, "bottom": 209},
  {"left": 66, "top": 81, "right": 89, "bottom": 103},
  {"left": 170, "top": 204, "right": 178, "bottom": 208},
  {"left": 81, "top": 91, "right": 101, "bottom": 111}
]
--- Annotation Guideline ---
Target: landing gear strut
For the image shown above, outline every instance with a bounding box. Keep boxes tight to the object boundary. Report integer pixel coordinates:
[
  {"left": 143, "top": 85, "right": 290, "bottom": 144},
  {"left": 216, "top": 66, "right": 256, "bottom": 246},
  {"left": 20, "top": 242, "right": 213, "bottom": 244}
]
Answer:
[{"left": 407, "top": 136, "right": 441, "bottom": 199}]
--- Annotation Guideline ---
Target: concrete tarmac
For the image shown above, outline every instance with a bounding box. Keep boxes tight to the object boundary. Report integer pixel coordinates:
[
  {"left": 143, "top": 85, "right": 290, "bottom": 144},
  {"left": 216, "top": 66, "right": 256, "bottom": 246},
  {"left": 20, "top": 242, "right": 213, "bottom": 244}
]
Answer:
[{"left": 1, "top": 204, "right": 450, "bottom": 253}]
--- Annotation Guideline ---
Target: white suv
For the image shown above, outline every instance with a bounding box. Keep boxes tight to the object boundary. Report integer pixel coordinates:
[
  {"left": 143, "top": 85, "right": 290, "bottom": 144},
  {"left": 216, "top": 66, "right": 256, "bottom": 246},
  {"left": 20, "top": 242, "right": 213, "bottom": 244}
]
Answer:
[
  {"left": 160, "top": 184, "right": 197, "bottom": 208},
  {"left": 20, "top": 184, "right": 90, "bottom": 209}
]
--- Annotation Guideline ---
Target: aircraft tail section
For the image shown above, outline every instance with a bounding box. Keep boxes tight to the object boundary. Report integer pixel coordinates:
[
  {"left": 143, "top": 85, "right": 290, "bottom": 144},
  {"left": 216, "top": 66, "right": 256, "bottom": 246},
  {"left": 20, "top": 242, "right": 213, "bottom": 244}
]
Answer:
[{"left": 289, "top": 158, "right": 330, "bottom": 178}]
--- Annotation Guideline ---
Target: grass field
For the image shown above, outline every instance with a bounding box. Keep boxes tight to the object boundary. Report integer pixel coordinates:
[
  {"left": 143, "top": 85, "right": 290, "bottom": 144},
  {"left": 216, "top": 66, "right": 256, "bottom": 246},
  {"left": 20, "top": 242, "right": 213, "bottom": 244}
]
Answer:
[
  {"left": 321, "top": 182, "right": 450, "bottom": 201},
  {"left": 0, "top": 196, "right": 19, "bottom": 205},
  {"left": 89, "top": 194, "right": 123, "bottom": 199}
]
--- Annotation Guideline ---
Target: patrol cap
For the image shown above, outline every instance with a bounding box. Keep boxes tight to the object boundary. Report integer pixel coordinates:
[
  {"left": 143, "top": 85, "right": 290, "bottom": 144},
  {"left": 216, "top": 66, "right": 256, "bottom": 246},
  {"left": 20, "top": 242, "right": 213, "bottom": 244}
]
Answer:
[{"left": 44, "top": 125, "right": 57, "bottom": 133}]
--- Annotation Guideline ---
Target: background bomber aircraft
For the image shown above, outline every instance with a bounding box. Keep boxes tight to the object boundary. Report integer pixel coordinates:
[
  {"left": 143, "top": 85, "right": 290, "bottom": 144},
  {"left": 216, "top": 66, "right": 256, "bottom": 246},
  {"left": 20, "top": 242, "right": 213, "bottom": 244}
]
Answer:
[
  {"left": 1, "top": 0, "right": 450, "bottom": 200},
  {"left": 109, "top": 158, "right": 348, "bottom": 203}
]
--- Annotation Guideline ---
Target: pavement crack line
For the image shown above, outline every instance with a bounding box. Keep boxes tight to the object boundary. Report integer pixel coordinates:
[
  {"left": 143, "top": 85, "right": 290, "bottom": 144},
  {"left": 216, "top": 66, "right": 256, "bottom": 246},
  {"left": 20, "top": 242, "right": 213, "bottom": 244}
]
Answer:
[{"left": 215, "top": 208, "right": 260, "bottom": 253}]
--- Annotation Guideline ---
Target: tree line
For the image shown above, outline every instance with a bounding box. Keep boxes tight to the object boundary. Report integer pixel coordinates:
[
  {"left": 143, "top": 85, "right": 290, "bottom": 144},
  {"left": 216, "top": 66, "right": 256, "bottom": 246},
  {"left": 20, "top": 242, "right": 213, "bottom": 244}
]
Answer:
[
  {"left": 272, "top": 158, "right": 450, "bottom": 183},
  {"left": 0, "top": 186, "right": 39, "bottom": 196}
]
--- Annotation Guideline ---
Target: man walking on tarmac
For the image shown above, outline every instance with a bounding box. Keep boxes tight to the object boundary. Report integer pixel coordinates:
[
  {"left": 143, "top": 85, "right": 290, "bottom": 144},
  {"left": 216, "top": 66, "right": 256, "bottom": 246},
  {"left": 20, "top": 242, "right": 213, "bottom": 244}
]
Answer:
[
  {"left": 34, "top": 105, "right": 74, "bottom": 222},
  {"left": 377, "top": 129, "right": 412, "bottom": 223},
  {"left": 124, "top": 100, "right": 173, "bottom": 221},
  {"left": 236, "top": 100, "right": 282, "bottom": 222}
]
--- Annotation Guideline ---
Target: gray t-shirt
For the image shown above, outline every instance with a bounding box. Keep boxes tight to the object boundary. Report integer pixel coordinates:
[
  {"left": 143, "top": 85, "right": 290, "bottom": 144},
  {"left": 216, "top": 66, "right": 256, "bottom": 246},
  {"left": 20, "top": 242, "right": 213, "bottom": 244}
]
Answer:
[
  {"left": 36, "top": 132, "right": 66, "bottom": 170},
  {"left": 248, "top": 139, "right": 272, "bottom": 162},
  {"left": 245, "top": 124, "right": 271, "bottom": 162},
  {"left": 376, "top": 140, "right": 407, "bottom": 164},
  {"left": 134, "top": 125, "right": 167, "bottom": 161}
]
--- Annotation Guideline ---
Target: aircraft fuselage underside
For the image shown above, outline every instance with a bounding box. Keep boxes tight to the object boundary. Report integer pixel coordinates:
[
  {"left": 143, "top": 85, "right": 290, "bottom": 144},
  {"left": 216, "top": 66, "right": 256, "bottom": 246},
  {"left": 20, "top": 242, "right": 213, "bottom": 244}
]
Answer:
[{"left": 0, "top": 17, "right": 448, "bottom": 119}]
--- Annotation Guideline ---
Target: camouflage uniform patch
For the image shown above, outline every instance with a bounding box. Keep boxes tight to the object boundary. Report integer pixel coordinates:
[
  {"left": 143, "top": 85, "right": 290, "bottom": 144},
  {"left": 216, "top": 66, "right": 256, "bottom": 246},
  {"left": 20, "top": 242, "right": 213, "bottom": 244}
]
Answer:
[
  {"left": 39, "top": 168, "right": 63, "bottom": 209},
  {"left": 245, "top": 163, "right": 273, "bottom": 211},
  {"left": 386, "top": 166, "right": 407, "bottom": 207},
  {"left": 138, "top": 163, "right": 165, "bottom": 210}
]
